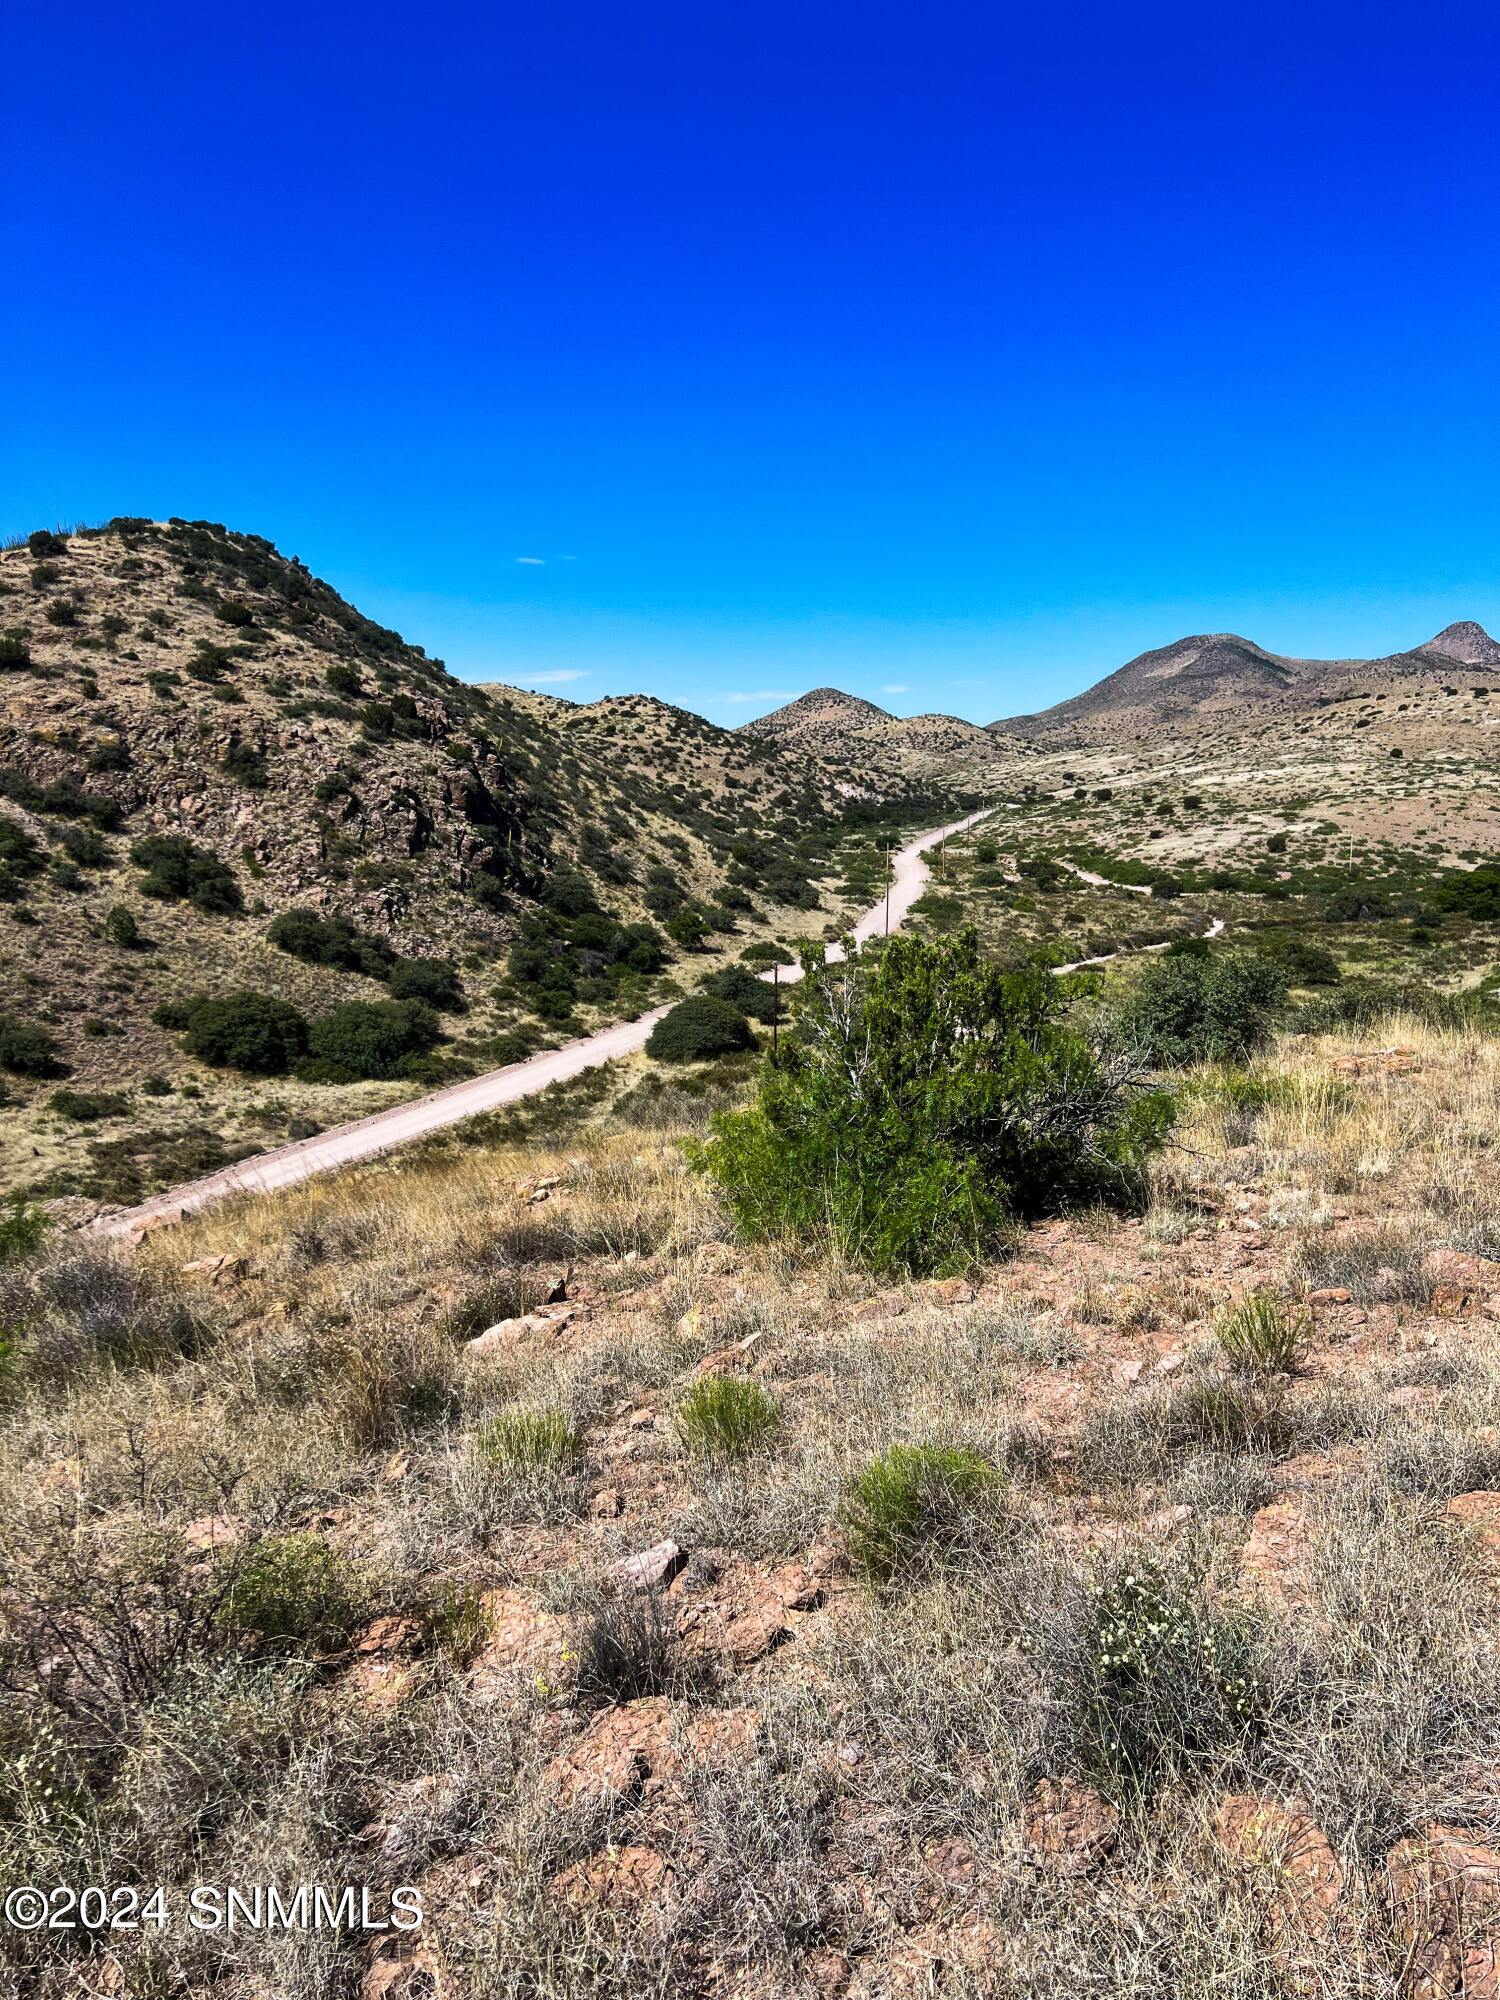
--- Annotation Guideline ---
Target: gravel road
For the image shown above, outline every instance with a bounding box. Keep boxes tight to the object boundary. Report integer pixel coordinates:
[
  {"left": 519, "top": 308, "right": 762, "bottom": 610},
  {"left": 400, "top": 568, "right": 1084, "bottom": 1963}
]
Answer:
[{"left": 97, "top": 811, "right": 989, "bottom": 1237}]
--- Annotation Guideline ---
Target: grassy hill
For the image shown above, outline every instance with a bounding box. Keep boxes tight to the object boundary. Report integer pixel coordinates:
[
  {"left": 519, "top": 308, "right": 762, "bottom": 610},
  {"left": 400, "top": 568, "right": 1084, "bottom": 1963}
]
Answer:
[{"left": 0, "top": 520, "right": 981, "bottom": 1207}]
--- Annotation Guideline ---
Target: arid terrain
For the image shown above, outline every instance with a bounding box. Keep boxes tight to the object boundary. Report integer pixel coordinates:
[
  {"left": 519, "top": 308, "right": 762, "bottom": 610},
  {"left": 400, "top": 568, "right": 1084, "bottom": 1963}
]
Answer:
[{"left": 8, "top": 531, "right": 1500, "bottom": 1998}]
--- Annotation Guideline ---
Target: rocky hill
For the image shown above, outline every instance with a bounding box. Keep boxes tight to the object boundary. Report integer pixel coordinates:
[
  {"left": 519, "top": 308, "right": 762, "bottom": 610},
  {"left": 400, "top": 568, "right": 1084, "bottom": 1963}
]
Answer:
[
  {"left": 991, "top": 622, "right": 1500, "bottom": 743},
  {"left": 0, "top": 519, "right": 975, "bottom": 1205},
  {"left": 739, "top": 686, "right": 1005, "bottom": 771}
]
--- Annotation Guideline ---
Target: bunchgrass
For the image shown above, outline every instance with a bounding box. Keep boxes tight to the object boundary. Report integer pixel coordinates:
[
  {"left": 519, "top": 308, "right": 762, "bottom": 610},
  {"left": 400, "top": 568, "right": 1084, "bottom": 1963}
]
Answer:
[
  {"left": 1216, "top": 1290, "right": 1309, "bottom": 1375},
  {"left": 675, "top": 1374, "right": 782, "bottom": 1459},
  {"left": 475, "top": 1407, "right": 578, "bottom": 1471},
  {"left": 841, "top": 1443, "right": 1003, "bottom": 1583}
]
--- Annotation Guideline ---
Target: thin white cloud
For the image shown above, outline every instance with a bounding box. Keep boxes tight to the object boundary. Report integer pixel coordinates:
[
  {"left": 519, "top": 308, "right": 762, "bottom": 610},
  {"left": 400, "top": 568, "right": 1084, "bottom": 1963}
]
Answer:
[
  {"left": 522, "top": 670, "right": 589, "bottom": 684},
  {"left": 881, "top": 684, "right": 909, "bottom": 693},
  {"left": 720, "top": 689, "right": 796, "bottom": 704},
  {"left": 516, "top": 556, "right": 546, "bottom": 565}
]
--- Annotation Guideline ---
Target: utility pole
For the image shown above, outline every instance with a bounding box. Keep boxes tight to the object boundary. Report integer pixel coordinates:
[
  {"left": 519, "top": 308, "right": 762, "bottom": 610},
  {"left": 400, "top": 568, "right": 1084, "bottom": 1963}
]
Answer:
[
  {"left": 772, "top": 961, "right": 779, "bottom": 1056},
  {"left": 884, "top": 843, "right": 892, "bottom": 935}
]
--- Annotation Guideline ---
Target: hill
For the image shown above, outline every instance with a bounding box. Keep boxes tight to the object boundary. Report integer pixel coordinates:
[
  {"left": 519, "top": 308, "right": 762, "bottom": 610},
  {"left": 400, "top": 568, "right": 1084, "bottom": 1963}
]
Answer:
[
  {"left": 0, "top": 520, "right": 975, "bottom": 1207},
  {"left": 739, "top": 685, "right": 1005, "bottom": 770},
  {"left": 992, "top": 621, "right": 1500, "bottom": 743}
]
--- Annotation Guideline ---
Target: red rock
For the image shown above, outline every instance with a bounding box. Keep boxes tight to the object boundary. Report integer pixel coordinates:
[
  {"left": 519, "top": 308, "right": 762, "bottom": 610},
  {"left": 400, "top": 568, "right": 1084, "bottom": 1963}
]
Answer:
[
  {"left": 926, "top": 1277, "right": 975, "bottom": 1306},
  {"left": 180, "top": 1513, "right": 247, "bottom": 1553},
  {"left": 591, "top": 1486, "right": 622, "bottom": 1519},
  {"left": 1155, "top": 1352, "right": 1185, "bottom": 1376},
  {"left": 1307, "top": 1288, "right": 1352, "bottom": 1305},
  {"left": 1447, "top": 1492, "right": 1500, "bottom": 1554},
  {"left": 1384, "top": 1824, "right": 1500, "bottom": 1999},
  {"left": 553, "top": 1844, "right": 679, "bottom": 1918},
  {"left": 1112, "top": 1358, "right": 1143, "bottom": 1388},
  {"left": 1023, "top": 1776, "right": 1118, "bottom": 1875},
  {"left": 355, "top": 1616, "right": 422, "bottom": 1656},
  {"left": 542, "top": 1699, "right": 668, "bottom": 1808},
  {"left": 674, "top": 1559, "right": 822, "bottom": 1663},
  {"left": 1238, "top": 1503, "right": 1316, "bottom": 1612},
  {"left": 1215, "top": 1794, "right": 1347, "bottom": 1935}
]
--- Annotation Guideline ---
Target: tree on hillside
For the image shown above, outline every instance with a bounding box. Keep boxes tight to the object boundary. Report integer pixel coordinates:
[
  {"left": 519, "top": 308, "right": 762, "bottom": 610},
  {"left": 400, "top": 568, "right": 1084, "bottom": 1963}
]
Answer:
[{"left": 701, "top": 927, "right": 1172, "bottom": 1275}]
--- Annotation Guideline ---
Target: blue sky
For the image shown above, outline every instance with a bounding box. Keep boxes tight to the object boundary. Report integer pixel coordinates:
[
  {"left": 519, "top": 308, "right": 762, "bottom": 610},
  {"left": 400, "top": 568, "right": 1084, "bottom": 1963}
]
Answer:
[{"left": 5, "top": 2, "right": 1498, "bottom": 725}]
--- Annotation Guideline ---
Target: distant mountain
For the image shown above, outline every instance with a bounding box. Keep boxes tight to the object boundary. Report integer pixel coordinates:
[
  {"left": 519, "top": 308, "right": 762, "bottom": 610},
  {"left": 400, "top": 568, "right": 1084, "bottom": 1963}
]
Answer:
[
  {"left": 989, "top": 623, "right": 1500, "bottom": 742},
  {"left": 739, "top": 687, "right": 1003, "bottom": 766}
]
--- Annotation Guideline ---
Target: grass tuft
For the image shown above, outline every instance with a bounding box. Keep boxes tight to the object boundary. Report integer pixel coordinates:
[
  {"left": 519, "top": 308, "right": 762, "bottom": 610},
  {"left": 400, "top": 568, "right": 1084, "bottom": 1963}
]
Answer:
[
  {"left": 675, "top": 1374, "right": 782, "bottom": 1459},
  {"left": 841, "top": 1442, "right": 1003, "bottom": 1583}
]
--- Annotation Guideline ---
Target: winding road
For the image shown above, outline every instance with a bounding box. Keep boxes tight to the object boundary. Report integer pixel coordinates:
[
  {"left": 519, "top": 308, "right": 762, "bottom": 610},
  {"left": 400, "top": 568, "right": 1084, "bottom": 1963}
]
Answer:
[{"left": 97, "top": 811, "right": 989, "bottom": 1237}]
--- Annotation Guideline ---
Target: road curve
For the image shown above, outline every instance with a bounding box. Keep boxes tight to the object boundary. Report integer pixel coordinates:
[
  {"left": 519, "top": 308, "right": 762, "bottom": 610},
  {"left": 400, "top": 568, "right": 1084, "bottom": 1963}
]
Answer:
[{"left": 96, "top": 811, "right": 990, "bottom": 1238}]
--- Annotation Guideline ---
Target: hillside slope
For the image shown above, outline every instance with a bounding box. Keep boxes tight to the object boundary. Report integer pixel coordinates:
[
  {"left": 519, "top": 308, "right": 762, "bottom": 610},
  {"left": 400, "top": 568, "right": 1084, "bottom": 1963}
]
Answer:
[
  {"left": 0, "top": 519, "right": 977, "bottom": 1206},
  {"left": 739, "top": 685, "right": 1006, "bottom": 769}
]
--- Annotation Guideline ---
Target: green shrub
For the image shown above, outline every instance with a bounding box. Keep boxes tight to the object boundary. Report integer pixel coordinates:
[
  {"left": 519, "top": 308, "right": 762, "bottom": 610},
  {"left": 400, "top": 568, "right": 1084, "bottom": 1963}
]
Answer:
[
  {"left": 325, "top": 661, "right": 362, "bottom": 696},
  {"left": 28, "top": 530, "right": 66, "bottom": 558},
  {"left": 646, "top": 996, "right": 754, "bottom": 1061},
  {"left": 49, "top": 1090, "right": 130, "bottom": 1122},
  {"left": 221, "top": 741, "right": 269, "bottom": 789},
  {"left": 702, "top": 928, "right": 1172, "bottom": 1274},
  {"left": 131, "top": 835, "right": 242, "bottom": 915},
  {"left": 1072, "top": 1556, "right": 1265, "bottom": 1792},
  {"left": 675, "top": 1375, "right": 781, "bottom": 1459},
  {"left": 214, "top": 596, "right": 255, "bottom": 627},
  {"left": 388, "top": 956, "right": 464, "bottom": 1011},
  {"left": 1117, "top": 952, "right": 1288, "bottom": 1066},
  {"left": 267, "top": 908, "right": 394, "bottom": 979},
  {"left": 104, "top": 904, "right": 139, "bottom": 947},
  {"left": 476, "top": 1407, "right": 578, "bottom": 1470},
  {"left": 1435, "top": 866, "right": 1500, "bottom": 920},
  {"left": 306, "top": 998, "right": 440, "bottom": 1079},
  {"left": 0, "top": 635, "right": 31, "bottom": 670},
  {"left": 1259, "top": 938, "right": 1341, "bottom": 986},
  {"left": 0, "top": 1016, "right": 57, "bottom": 1074},
  {"left": 842, "top": 1443, "right": 1001, "bottom": 1583},
  {"left": 180, "top": 991, "right": 309, "bottom": 1074},
  {"left": 215, "top": 1534, "right": 367, "bottom": 1654},
  {"left": 0, "top": 1193, "right": 49, "bottom": 1265},
  {"left": 43, "top": 598, "right": 79, "bottom": 626},
  {"left": 699, "top": 964, "right": 778, "bottom": 1024},
  {"left": 1216, "top": 1292, "right": 1309, "bottom": 1375}
]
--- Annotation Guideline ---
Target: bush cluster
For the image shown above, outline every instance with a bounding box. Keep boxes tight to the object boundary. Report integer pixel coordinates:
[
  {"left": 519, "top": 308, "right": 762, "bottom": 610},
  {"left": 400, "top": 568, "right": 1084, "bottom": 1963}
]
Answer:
[
  {"left": 131, "top": 836, "right": 242, "bottom": 915},
  {"left": 1117, "top": 952, "right": 1287, "bottom": 1066},
  {"left": 703, "top": 928, "right": 1173, "bottom": 1273},
  {"left": 268, "top": 910, "right": 464, "bottom": 1010},
  {"left": 646, "top": 996, "right": 755, "bottom": 1062},
  {"left": 507, "top": 871, "right": 666, "bottom": 1021}
]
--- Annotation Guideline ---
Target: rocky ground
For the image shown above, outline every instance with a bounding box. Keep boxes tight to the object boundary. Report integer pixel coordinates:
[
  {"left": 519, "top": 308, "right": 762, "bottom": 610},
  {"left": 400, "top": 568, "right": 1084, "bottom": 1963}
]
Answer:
[{"left": 9, "top": 1014, "right": 1500, "bottom": 1995}]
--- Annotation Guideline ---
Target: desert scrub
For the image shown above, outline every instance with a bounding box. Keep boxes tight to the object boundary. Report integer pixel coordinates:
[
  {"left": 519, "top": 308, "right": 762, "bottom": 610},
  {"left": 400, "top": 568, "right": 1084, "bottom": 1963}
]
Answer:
[
  {"left": 841, "top": 1443, "right": 1004, "bottom": 1583},
  {"left": 702, "top": 927, "right": 1173, "bottom": 1275},
  {"left": 1216, "top": 1290, "right": 1309, "bottom": 1375},
  {"left": 0, "top": 1193, "right": 48, "bottom": 1265},
  {"left": 421, "top": 1578, "right": 494, "bottom": 1666},
  {"left": 214, "top": 1534, "right": 369, "bottom": 1655},
  {"left": 1067, "top": 1555, "right": 1266, "bottom": 1793},
  {"left": 675, "top": 1374, "right": 781, "bottom": 1459},
  {"left": 1079, "top": 1376, "right": 1295, "bottom": 1484},
  {"left": 476, "top": 1407, "right": 579, "bottom": 1471}
]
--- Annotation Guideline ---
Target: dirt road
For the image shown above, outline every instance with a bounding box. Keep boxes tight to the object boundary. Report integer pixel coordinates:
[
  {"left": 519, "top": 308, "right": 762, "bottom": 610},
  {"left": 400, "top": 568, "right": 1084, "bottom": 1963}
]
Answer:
[{"left": 97, "top": 812, "right": 988, "bottom": 1238}]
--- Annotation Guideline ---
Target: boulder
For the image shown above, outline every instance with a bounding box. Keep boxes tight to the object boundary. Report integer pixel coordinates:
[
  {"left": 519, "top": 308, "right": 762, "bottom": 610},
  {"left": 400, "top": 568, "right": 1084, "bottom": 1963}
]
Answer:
[
  {"left": 610, "top": 1539, "right": 686, "bottom": 1593},
  {"left": 1215, "top": 1794, "right": 1347, "bottom": 1936}
]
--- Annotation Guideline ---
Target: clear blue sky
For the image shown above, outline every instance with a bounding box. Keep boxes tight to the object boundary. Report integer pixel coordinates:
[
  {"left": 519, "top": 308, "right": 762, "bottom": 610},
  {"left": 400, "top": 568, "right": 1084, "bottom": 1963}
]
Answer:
[{"left": 6, "top": 2, "right": 1498, "bottom": 724}]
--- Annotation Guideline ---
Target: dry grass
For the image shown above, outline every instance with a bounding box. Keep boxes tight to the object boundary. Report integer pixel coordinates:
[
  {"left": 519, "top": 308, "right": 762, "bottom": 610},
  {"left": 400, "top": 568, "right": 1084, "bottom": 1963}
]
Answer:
[{"left": 7, "top": 1014, "right": 1500, "bottom": 1992}]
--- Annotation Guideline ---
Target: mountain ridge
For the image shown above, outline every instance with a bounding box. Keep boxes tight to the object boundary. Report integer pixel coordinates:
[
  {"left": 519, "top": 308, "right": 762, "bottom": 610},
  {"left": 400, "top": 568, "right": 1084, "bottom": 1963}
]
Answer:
[{"left": 987, "top": 621, "right": 1500, "bottom": 742}]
